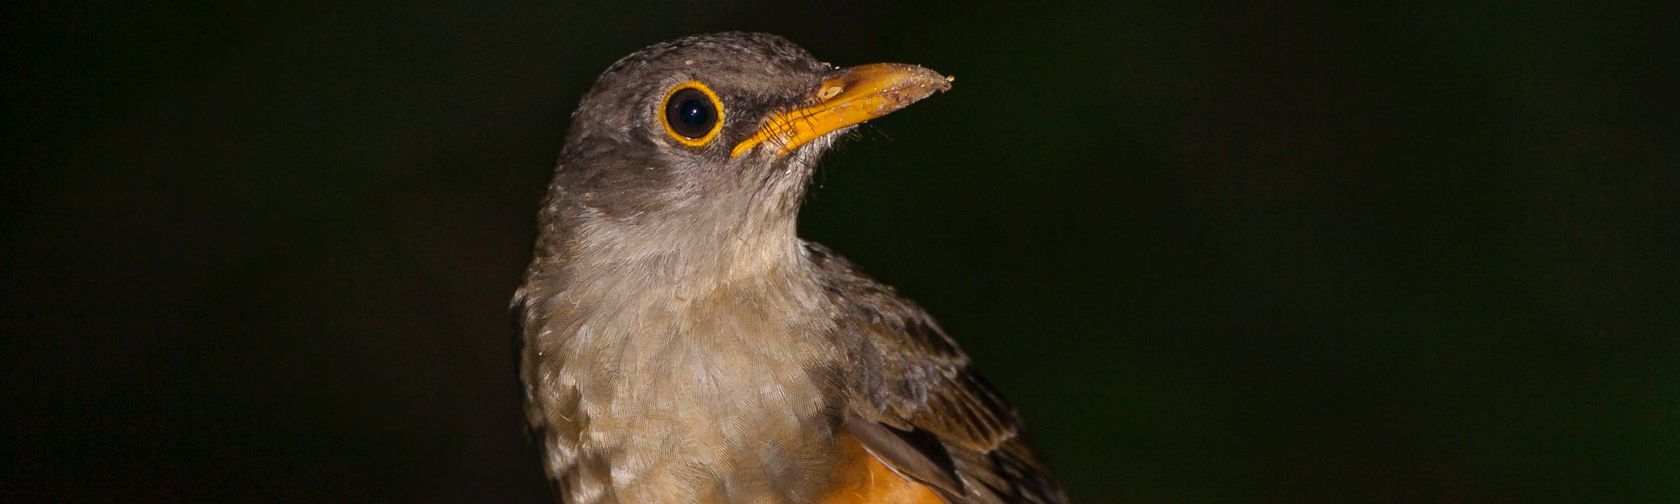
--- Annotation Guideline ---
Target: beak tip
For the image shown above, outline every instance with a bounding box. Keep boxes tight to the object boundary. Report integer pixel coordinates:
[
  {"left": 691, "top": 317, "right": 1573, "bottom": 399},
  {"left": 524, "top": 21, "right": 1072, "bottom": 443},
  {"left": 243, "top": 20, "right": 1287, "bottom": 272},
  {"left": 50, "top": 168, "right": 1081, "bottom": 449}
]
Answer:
[
  {"left": 878, "top": 64, "right": 952, "bottom": 108},
  {"left": 908, "top": 64, "right": 954, "bottom": 92}
]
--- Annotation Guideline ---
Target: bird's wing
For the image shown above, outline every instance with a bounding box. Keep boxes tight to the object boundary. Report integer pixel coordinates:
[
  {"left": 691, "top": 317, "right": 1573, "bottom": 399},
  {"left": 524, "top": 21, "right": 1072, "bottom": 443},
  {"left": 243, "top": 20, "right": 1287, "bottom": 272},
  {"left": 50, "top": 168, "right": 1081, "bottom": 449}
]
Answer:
[{"left": 803, "top": 243, "right": 1069, "bottom": 504}]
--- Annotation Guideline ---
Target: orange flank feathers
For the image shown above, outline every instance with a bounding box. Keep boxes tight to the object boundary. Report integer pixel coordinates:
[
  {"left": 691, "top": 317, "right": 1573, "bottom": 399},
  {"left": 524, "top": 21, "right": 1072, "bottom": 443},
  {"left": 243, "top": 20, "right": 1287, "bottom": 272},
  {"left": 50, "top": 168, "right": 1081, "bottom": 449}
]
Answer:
[{"left": 818, "top": 434, "right": 947, "bottom": 504}]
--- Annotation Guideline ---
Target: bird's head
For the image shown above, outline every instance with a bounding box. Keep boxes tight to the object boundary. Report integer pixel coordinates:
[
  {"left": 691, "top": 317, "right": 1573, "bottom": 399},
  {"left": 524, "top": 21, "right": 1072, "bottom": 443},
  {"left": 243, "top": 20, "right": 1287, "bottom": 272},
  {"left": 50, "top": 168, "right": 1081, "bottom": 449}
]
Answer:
[{"left": 539, "top": 32, "right": 950, "bottom": 274}]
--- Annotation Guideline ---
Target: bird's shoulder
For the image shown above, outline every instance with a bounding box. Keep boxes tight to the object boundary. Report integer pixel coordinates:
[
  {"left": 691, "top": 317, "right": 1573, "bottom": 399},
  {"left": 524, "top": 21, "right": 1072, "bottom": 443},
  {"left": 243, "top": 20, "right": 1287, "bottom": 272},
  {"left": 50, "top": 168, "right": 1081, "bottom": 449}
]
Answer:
[{"left": 798, "top": 242, "right": 1068, "bottom": 504}]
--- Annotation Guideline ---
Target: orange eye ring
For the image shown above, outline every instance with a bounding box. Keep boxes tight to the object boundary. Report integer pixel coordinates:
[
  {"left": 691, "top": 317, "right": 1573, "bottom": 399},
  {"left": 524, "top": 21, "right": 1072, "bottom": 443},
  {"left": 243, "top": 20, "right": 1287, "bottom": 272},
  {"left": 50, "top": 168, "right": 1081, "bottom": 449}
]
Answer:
[{"left": 658, "top": 81, "right": 724, "bottom": 147}]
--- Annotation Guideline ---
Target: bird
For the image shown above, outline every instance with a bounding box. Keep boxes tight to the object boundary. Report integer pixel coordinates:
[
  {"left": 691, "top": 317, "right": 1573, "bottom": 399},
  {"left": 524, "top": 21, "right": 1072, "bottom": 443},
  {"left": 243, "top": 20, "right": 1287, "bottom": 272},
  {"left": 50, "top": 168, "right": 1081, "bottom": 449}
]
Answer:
[{"left": 513, "top": 32, "right": 1067, "bottom": 504}]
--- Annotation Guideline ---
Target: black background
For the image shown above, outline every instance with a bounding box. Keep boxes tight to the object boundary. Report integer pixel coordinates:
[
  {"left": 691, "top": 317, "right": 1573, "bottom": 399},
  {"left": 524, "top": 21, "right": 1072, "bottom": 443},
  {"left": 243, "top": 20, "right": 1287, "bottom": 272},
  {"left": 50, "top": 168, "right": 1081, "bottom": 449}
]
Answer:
[{"left": 5, "top": 2, "right": 1677, "bottom": 502}]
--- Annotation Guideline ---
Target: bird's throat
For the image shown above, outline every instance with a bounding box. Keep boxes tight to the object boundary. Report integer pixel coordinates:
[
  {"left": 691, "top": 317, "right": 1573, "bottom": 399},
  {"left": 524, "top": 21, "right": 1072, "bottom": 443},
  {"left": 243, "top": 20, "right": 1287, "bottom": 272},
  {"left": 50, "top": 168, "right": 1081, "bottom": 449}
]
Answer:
[{"left": 567, "top": 198, "right": 805, "bottom": 294}]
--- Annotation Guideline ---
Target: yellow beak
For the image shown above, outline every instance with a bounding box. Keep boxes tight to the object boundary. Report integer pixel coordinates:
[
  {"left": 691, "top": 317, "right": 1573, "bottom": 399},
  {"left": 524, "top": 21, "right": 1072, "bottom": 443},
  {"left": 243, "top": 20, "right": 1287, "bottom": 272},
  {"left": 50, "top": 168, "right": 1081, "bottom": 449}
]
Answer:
[{"left": 731, "top": 63, "right": 952, "bottom": 158}]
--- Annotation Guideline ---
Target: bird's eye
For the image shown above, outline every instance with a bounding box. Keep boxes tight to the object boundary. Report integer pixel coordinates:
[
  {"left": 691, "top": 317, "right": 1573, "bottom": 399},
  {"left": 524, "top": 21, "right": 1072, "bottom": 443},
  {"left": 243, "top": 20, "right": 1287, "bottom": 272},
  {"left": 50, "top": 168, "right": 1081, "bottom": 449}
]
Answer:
[{"left": 659, "top": 82, "right": 724, "bottom": 146}]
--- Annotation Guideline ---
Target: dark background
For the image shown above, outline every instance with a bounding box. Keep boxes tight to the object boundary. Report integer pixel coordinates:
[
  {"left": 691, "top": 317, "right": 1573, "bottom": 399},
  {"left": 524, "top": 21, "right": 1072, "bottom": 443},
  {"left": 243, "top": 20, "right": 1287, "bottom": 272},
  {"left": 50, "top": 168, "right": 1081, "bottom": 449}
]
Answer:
[{"left": 5, "top": 1, "right": 1677, "bottom": 502}]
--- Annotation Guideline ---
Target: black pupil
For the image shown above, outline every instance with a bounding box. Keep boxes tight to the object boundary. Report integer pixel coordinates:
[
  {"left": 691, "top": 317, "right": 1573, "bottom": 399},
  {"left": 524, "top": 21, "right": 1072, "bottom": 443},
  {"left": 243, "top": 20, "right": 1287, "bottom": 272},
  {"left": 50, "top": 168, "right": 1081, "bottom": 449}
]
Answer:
[{"left": 666, "top": 89, "right": 716, "bottom": 139}]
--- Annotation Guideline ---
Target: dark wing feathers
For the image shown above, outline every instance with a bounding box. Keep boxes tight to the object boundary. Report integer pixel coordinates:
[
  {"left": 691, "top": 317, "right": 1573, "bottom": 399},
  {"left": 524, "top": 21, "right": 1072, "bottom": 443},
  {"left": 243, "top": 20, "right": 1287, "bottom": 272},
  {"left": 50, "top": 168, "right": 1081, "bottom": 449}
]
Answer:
[
  {"left": 845, "top": 416, "right": 964, "bottom": 496},
  {"left": 805, "top": 243, "right": 1068, "bottom": 504}
]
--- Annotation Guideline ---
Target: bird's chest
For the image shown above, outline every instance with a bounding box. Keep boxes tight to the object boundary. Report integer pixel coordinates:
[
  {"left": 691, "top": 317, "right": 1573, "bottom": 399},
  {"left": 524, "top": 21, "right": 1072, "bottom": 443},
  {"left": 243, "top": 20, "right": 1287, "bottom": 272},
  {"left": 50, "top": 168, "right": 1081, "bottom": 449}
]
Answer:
[{"left": 529, "top": 279, "right": 847, "bottom": 503}]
